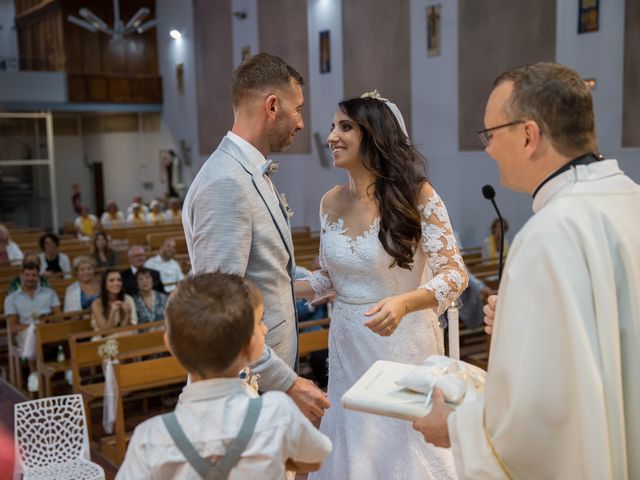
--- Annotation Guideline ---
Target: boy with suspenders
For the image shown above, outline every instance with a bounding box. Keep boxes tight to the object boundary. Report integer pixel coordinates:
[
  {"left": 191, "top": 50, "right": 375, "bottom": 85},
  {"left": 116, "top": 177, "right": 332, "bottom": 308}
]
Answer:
[{"left": 117, "top": 273, "right": 332, "bottom": 479}]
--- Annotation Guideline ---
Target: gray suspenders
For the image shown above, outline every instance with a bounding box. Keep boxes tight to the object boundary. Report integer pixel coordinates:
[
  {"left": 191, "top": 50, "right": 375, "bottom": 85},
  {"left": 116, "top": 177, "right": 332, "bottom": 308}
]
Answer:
[{"left": 161, "top": 397, "right": 263, "bottom": 480}]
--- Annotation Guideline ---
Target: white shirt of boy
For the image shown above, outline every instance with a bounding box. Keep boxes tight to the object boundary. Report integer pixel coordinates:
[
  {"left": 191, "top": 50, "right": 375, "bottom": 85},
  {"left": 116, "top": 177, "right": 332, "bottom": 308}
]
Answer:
[{"left": 117, "top": 377, "right": 332, "bottom": 479}]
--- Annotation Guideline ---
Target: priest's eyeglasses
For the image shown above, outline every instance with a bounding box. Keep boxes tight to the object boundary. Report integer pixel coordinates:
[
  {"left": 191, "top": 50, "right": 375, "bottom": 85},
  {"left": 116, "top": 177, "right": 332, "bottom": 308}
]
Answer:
[{"left": 477, "top": 120, "right": 525, "bottom": 147}]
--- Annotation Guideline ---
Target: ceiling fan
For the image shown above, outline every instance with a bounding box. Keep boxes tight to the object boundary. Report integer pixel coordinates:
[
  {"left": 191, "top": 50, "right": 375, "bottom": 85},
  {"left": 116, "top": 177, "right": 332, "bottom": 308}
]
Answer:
[{"left": 67, "top": 0, "right": 158, "bottom": 39}]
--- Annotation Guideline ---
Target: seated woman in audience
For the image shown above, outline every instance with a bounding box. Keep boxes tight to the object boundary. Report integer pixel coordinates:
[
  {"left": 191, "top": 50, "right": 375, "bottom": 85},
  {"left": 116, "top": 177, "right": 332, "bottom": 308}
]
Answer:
[
  {"left": 91, "top": 269, "right": 137, "bottom": 331},
  {"left": 163, "top": 197, "right": 182, "bottom": 223},
  {"left": 482, "top": 217, "right": 510, "bottom": 260},
  {"left": 132, "top": 267, "right": 168, "bottom": 324},
  {"left": 9, "top": 253, "right": 49, "bottom": 292},
  {"left": 38, "top": 233, "right": 71, "bottom": 278},
  {"left": 64, "top": 256, "right": 100, "bottom": 312},
  {"left": 126, "top": 203, "right": 149, "bottom": 226},
  {"left": 100, "top": 200, "right": 125, "bottom": 227},
  {"left": 92, "top": 232, "right": 118, "bottom": 268},
  {"left": 75, "top": 206, "right": 100, "bottom": 240},
  {"left": 0, "top": 224, "right": 23, "bottom": 266},
  {"left": 147, "top": 200, "right": 164, "bottom": 225}
]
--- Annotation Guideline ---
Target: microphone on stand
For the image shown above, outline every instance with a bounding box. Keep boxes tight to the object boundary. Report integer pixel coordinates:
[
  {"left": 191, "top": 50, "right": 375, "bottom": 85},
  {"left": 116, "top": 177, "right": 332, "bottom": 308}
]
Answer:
[{"left": 482, "top": 185, "right": 505, "bottom": 283}]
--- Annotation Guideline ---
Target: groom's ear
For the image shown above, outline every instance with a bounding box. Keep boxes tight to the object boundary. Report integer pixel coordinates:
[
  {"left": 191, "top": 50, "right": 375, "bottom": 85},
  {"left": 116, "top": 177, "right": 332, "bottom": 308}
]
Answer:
[{"left": 265, "top": 94, "right": 279, "bottom": 120}]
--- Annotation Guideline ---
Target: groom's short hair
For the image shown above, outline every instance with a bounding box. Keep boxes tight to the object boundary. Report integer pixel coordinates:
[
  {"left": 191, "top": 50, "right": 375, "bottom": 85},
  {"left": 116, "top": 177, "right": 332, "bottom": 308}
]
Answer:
[{"left": 231, "top": 52, "right": 304, "bottom": 107}]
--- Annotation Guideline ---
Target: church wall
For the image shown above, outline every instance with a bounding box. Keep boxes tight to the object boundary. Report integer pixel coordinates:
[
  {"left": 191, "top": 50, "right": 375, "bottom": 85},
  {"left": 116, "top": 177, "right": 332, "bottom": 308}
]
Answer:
[{"left": 152, "top": 0, "right": 639, "bottom": 247}]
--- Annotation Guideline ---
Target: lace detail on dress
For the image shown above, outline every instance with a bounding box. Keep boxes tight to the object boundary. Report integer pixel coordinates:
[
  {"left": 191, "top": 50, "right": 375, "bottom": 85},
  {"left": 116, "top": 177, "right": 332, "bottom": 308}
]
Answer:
[
  {"left": 418, "top": 191, "right": 468, "bottom": 316},
  {"left": 305, "top": 270, "right": 334, "bottom": 301}
]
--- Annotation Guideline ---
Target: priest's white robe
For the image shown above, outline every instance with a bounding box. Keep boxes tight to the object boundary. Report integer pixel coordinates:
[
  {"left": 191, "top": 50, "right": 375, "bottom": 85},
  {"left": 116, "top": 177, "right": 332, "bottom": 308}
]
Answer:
[{"left": 449, "top": 160, "right": 640, "bottom": 479}]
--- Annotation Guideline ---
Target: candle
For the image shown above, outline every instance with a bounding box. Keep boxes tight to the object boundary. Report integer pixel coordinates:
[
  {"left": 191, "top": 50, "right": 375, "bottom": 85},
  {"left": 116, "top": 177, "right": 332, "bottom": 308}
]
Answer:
[{"left": 448, "top": 304, "right": 460, "bottom": 360}]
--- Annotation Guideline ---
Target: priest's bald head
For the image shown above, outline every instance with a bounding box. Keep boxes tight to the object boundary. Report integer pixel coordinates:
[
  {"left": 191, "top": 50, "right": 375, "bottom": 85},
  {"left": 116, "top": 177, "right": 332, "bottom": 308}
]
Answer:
[{"left": 481, "top": 62, "right": 598, "bottom": 194}]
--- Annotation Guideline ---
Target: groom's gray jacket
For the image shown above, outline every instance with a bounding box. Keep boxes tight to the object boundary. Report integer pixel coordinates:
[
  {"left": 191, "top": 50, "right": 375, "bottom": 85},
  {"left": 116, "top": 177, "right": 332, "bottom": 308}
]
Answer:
[{"left": 183, "top": 134, "right": 297, "bottom": 391}]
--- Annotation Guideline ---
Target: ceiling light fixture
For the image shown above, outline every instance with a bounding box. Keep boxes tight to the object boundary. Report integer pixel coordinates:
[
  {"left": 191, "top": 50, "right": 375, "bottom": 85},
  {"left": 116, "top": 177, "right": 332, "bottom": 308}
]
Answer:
[
  {"left": 67, "top": 0, "right": 159, "bottom": 40},
  {"left": 170, "top": 29, "right": 182, "bottom": 39}
]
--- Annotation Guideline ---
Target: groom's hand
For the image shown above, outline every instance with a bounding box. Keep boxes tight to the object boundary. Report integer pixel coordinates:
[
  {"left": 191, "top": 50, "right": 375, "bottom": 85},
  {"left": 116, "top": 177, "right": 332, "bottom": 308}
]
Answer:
[
  {"left": 287, "top": 376, "right": 330, "bottom": 423},
  {"left": 412, "top": 388, "right": 454, "bottom": 448}
]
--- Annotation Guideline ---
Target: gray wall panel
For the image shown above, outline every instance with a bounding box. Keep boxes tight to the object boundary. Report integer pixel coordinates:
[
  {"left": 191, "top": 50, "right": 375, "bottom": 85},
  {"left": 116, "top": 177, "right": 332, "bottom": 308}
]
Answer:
[
  {"left": 342, "top": 0, "right": 411, "bottom": 135},
  {"left": 258, "top": 0, "right": 311, "bottom": 154},
  {"left": 194, "top": 0, "right": 234, "bottom": 156},
  {"left": 622, "top": 0, "right": 640, "bottom": 147},
  {"left": 458, "top": 0, "right": 556, "bottom": 150}
]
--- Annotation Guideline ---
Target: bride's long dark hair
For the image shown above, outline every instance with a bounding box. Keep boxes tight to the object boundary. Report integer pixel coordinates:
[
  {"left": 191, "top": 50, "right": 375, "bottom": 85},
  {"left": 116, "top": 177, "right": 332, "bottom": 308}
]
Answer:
[{"left": 339, "top": 96, "right": 427, "bottom": 270}]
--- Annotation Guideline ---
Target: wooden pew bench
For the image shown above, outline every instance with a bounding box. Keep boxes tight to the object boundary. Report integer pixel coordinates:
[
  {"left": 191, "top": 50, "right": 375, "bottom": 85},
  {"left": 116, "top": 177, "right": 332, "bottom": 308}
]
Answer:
[
  {"left": 35, "top": 309, "right": 92, "bottom": 397},
  {"left": 69, "top": 321, "right": 166, "bottom": 439},
  {"left": 104, "top": 355, "right": 187, "bottom": 464}
]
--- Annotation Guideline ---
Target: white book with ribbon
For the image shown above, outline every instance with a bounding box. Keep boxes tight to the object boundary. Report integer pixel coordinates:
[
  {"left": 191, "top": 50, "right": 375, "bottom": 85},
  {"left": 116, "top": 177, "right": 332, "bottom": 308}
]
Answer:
[{"left": 341, "top": 358, "right": 486, "bottom": 421}]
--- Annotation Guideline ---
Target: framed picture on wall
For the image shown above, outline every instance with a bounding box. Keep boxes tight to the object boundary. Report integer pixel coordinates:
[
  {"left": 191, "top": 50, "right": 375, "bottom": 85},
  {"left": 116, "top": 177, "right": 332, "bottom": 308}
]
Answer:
[
  {"left": 320, "top": 30, "right": 331, "bottom": 73},
  {"left": 578, "top": 0, "right": 599, "bottom": 33},
  {"left": 426, "top": 4, "right": 441, "bottom": 57}
]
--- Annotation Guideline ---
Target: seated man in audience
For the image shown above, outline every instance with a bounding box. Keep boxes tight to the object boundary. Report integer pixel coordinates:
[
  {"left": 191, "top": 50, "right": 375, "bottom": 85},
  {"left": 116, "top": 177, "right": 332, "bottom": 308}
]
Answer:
[
  {"left": 0, "top": 224, "right": 24, "bottom": 266},
  {"left": 100, "top": 200, "right": 125, "bottom": 227},
  {"left": 126, "top": 203, "right": 149, "bottom": 226},
  {"left": 144, "top": 238, "right": 185, "bottom": 292},
  {"left": 121, "top": 245, "right": 165, "bottom": 296},
  {"left": 4, "top": 262, "right": 61, "bottom": 392},
  {"left": 74, "top": 206, "right": 100, "bottom": 240},
  {"left": 127, "top": 194, "right": 149, "bottom": 216},
  {"left": 8, "top": 253, "right": 49, "bottom": 292},
  {"left": 117, "top": 272, "right": 332, "bottom": 479},
  {"left": 38, "top": 233, "right": 71, "bottom": 278},
  {"left": 148, "top": 200, "right": 164, "bottom": 225},
  {"left": 163, "top": 197, "right": 182, "bottom": 223}
]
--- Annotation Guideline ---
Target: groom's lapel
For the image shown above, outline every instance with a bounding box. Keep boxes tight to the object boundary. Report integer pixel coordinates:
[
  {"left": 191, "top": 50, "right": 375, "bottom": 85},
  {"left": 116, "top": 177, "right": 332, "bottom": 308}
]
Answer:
[{"left": 220, "top": 138, "right": 295, "bottom": 263}]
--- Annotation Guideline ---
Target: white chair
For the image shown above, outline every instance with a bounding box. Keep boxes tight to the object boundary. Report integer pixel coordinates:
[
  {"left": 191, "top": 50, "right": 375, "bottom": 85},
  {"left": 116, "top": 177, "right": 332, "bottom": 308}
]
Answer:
[{"left": 14, "top": 394, "right": 105, "bottom": 480}]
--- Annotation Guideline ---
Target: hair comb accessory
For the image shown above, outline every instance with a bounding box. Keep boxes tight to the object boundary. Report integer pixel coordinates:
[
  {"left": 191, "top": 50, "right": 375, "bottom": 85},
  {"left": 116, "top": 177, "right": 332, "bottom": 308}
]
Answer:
[{"left": 360, "top": 89, "right": 408, "bottom": 138}]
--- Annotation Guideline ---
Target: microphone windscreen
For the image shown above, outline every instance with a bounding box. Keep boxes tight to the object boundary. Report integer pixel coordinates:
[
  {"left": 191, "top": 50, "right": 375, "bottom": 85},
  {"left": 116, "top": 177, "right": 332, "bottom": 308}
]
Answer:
[{"left": 482, "top": 185, "right": 496, "bottom": 200}]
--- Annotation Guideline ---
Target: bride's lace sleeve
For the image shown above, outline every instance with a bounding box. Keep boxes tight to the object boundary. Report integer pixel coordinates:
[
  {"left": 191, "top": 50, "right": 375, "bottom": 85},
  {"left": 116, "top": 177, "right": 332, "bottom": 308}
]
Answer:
[
  {"left": 301, "top": 214, "right": 335, "bottom": 301},
  {"left": 418, "top": 186, "right": 468, "bottom": 315}
]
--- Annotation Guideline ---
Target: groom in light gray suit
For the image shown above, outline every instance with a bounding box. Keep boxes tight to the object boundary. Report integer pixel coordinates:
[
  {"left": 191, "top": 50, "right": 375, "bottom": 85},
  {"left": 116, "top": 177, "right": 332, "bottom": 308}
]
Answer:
[{"left": 183, "top": 53, "right": 329, "bottom": 421}]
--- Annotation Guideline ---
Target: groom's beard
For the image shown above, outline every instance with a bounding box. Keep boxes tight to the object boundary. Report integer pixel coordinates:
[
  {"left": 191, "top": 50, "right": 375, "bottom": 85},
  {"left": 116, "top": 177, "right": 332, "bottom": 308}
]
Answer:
[{"left": 269, "top": 119, "right": 299, "bottom": 153}]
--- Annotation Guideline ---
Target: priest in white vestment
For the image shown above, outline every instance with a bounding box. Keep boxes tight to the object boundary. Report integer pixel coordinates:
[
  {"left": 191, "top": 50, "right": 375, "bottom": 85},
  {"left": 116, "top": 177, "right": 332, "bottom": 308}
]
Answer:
[{"left": 414, "top": 62, "right": 640, "bottom": 479}]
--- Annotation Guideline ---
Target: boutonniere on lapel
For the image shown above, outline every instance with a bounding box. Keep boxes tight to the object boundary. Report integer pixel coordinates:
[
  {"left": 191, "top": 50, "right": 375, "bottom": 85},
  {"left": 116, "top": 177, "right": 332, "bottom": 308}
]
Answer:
[{"left": 279, "top": 193, "right": 294, "bottom": 218}]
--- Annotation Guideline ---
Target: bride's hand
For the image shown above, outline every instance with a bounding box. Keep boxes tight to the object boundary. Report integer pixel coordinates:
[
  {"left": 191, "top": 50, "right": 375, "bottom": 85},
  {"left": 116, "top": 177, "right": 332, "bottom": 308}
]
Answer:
[{"left": 364, "top": 294, "right": 407, "bottom": 336}]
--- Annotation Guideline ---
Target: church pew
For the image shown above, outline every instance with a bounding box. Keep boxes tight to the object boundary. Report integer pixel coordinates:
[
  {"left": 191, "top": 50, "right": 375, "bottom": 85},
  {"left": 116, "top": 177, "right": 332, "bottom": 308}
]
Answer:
[
  {"left": 68, "top": 321, "right": 166, "bottom": 439},
  {"left": 106, "top": 355, "right": 187, "bottom": 464},
  {"left": 35, "top": 310, "right": 92, "bottom": 397},
  {"left": 146, "top": 232, "right": 187, "bottom": 253},
  {"left": 298, "top": 318, "right": 330, "bottom": 357}
]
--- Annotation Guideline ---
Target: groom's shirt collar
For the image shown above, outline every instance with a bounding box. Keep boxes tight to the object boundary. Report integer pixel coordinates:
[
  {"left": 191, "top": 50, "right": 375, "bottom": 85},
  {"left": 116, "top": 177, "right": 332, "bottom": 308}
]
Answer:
[{"left": 226, "top": 131, "right": 267, "bottom": 172}]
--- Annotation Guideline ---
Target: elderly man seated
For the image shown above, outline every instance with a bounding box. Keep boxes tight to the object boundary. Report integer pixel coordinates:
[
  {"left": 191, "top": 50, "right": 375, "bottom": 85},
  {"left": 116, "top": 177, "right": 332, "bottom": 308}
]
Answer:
[
  {"left": 121, "top": 245, "right": 165, "bottom": 296},
  {"left": 4, "top": 262, "right": 61, "bottom": 392},
  {"left": 144, "top": 238, "right": 185, "bottom": 292}
]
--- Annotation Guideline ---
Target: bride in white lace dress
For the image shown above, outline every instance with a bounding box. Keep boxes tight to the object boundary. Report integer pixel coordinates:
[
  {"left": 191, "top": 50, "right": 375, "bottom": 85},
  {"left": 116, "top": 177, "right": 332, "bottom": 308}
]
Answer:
[{"left": 296, "top": 92, "right": 468, "bottom": 480}]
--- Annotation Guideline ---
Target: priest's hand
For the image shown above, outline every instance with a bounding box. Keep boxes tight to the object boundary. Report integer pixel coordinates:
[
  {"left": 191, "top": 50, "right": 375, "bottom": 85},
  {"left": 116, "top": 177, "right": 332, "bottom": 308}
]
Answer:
[
  {"left": 364, "top": 294, "right": 407, "bottom": 336},
  {"left": 483, "top": 294, "right": 498, "bottom": 334},
  {"left": 287, "top": 376, "right": 330, "bottom": 423},
  {"left": 412, "top": 388, "right": 454, "bottom": 448}
]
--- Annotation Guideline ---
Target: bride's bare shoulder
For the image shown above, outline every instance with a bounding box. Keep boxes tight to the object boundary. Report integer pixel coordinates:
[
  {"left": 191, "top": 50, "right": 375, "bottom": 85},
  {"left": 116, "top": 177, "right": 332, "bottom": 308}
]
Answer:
[{"left": 320, "top": 185, "right": 349, "bottom": 212}]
